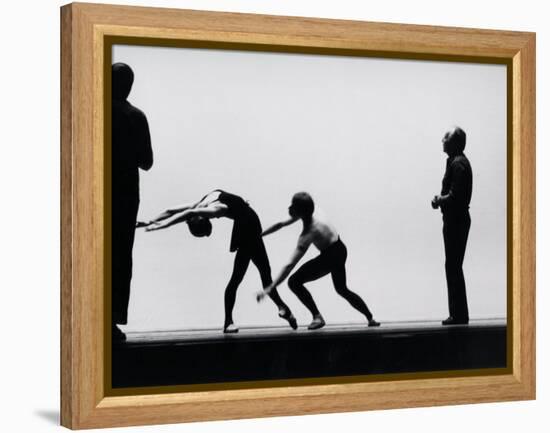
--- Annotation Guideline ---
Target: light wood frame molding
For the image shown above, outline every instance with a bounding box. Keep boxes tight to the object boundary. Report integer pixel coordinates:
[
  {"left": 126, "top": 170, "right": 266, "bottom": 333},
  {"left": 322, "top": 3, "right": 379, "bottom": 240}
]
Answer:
[{"left": 61, "top": 2, "right": 535, "bottom": 429}]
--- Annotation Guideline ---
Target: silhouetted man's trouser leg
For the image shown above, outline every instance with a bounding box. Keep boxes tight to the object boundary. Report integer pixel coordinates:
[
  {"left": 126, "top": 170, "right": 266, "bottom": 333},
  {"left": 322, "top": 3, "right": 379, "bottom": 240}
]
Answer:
[
  {"left": 443, "top": 211, "right": 471, "bottom": 321},
  {"left": 112, "top": 195, "right": 139, "bottom": 326}
]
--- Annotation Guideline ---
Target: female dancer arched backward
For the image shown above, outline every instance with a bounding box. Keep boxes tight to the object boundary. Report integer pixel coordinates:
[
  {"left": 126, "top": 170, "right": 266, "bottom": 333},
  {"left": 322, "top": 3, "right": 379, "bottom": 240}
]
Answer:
[
  {"left": 257, "top": 192, "right": 380, "bottom": 330},
  {"left": 141, "top": 189, "right": 298, "bottom": 333}
]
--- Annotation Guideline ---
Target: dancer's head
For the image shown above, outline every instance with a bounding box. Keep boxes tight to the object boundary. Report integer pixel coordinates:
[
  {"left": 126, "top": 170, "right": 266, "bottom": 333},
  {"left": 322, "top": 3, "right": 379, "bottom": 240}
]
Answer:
[
  {"left": 112, "top": 63, "right": 134, "bottom": 101},
  {"left": 442, "top": 126, "right": 466, "bottom": 156},
  {"left": 288, "top": 192, "right": 315, "bottom": 219},
  {"left": 187, "top": 216, "right": 212, "bottom": 237}
]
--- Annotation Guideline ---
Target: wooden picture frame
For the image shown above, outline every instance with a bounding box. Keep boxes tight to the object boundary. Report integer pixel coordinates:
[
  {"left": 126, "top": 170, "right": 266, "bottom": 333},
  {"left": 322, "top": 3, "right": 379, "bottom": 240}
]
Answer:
[{"left": 60, "top": 2, "right": 535, "bottom": 429}]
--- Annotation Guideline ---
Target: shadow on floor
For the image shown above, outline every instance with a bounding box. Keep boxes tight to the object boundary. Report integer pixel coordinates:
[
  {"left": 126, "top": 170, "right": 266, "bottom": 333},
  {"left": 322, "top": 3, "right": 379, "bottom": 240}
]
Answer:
[{"left": 34, "top": 409, "right": 59, "bottom": 425}]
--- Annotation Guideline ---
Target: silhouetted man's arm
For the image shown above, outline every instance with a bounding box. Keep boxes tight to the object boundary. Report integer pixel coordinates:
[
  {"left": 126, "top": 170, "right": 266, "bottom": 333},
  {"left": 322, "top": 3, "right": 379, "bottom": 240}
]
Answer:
[
  {"left": 449, "top": 162, "right": 469, "bottom": 203},
  {"left": 134, "top": 110, "right": 153, "bottom": 171},
  {"left": 436, "top": 162, "right": 467, "bottom": 207}
]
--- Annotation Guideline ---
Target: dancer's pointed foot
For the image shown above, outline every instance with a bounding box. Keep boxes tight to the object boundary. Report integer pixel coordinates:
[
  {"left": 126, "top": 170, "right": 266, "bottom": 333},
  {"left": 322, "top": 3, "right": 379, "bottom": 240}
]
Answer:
[
  {"left": 308, "top": 315, "right": 326, "bottom": 330},
  {"left": 279, "top": 308, "right": 298, "bottom": 330},
  {"left": 368, "top": 319, "right": 381, "bottom": 327},
  {"left": 223, "top": 323, "right": 239, "bottom": 333}
]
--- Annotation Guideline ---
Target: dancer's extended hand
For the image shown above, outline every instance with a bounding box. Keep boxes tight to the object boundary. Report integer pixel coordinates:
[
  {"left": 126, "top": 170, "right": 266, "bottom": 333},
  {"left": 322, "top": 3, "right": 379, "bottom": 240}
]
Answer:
[
  {"left": 256, "top": 288, "right": 271, "bottom": 303},
  {"left": 136, "top": 220, "right": 151, "bottom": 228},
  {"left": 256, "top": 291, "right": 266, "bottom": 302}
]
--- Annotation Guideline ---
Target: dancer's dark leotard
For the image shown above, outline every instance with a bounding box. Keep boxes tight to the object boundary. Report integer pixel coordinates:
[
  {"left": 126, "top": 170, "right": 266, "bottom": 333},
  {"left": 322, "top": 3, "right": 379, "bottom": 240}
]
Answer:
[{"left": 212, "top": 190, "right": 292, "bottom": 328}]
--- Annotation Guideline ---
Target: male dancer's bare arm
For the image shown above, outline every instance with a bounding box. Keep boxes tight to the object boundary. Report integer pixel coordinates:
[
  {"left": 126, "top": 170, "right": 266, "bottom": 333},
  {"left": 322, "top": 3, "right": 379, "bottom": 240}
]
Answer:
[
  {"left": 262, "top": 217, "right": 298, "bottom": 236},
  {"left": 256, "top": 237, "right": 310, "bottom": 301}
]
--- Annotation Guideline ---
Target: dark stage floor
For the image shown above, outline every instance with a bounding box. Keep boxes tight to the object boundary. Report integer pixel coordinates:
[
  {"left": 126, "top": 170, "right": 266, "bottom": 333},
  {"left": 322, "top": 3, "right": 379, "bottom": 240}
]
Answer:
[{"left": 112, "top": 319, "right": 507, "bottom": 389}]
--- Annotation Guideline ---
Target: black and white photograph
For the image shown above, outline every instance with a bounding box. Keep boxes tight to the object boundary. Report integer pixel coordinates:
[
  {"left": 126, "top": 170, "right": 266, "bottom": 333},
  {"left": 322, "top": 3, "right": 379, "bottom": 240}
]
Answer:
[
  {"left": 110, "top": 42, "right": 508, "bottom": 389},
  {"left": 4, "top": 0, "right": 547, "bottom": 430}
]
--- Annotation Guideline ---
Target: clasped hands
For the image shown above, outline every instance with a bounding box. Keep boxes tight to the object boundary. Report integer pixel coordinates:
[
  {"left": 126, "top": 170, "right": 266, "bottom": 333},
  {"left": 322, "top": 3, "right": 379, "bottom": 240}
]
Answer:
[{"left": 431, "top": 195, "right": 442, "bottom": 209}]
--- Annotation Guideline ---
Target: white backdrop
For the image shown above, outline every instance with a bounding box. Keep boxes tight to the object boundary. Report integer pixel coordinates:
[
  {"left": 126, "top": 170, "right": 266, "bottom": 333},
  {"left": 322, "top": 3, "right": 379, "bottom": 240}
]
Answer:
[
  {"left": 1, "top": 1, "right": 547, "bottom": 432},
  {"left": 113, "top": 45, "right": 506, "bottom": 332}
]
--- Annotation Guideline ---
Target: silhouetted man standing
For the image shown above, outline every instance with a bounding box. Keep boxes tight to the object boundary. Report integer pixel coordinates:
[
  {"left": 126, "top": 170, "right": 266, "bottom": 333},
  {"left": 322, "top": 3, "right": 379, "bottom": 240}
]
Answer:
[
  {"left": 112, "top": 63, "right": 153, "bottom": 342},
  {"left": 432, "top": 127, "right": 472, "bottom": 325}
]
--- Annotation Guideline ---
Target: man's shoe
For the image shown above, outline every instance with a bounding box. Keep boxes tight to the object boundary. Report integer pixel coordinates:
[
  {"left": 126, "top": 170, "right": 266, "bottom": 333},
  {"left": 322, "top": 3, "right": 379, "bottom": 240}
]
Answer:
[
  {"left": 442, "top": 317, "right": 454, "bottom": 325},
  {"left": 442, "top": 317, "right": 469, "bottom": 325},
  {"left": 368, "top": 319, "right": 381, "bottom": 327},
  {"left": 223, "top": 323, "right": 239, "bottom": 333},
  {"left": 308, "top": 315, "right": 326, "bottom": 330},
  {"left": 279, "top": 308, "right": 298, "bottom": 330}
]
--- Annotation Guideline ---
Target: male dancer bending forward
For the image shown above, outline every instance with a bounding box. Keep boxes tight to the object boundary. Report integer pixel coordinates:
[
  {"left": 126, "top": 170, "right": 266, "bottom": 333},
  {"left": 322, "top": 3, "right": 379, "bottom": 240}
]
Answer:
[{"left": 257, "top": 192, "right": 380, "bottom": 330}]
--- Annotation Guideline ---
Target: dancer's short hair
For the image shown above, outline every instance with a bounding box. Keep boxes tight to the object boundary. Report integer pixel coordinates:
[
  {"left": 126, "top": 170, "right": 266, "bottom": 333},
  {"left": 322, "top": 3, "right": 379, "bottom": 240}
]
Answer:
[
  {"left": 289, "top": 192, "right": 315, "bottom": 218},
  {"left": 187, "top": 216, "right": 212, "bottom": 237}
]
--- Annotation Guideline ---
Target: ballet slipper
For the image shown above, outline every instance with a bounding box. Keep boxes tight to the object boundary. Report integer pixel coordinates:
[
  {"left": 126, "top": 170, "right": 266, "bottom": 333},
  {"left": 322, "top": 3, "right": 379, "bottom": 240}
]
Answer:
[
  {"left": 279, "top": 308, "right": 298, "bottom": 330},
  {"left": 307, "top": 315, "right": 326, "bottom": 330}
]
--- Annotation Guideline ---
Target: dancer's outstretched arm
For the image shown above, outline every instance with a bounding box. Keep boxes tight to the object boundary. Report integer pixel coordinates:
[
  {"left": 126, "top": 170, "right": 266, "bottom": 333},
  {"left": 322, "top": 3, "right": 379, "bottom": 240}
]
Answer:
[
  {"left": 257, "top": 236, "right": 311, "bottom": 301},
  {"left": 146, "top": 205, "right": 226, "bottom": 232},
  {"left": 137, "top": 200, "right": 202, "bottom": 228},
  {"left": 262, "top": 217, "right": 298, "bottom": 236}
]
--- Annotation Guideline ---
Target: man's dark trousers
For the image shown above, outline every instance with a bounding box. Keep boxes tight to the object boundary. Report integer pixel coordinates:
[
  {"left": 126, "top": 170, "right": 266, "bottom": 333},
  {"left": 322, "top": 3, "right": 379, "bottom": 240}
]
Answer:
[
  {"left": 443, "top": 210, "right": 470, "bottom": 321},
  {"left": 112, "top": 194, "right": 139, "bottom": 325}
]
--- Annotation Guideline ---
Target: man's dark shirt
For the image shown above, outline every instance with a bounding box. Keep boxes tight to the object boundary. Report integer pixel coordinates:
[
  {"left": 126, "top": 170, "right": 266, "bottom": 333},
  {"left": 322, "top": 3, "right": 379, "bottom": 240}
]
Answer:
[
  {"left": 112, "top": 99, "right": 153, "bottom": 200},
  {"left": 440, "top": 153, "right": 472, "bottom": 214}
]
